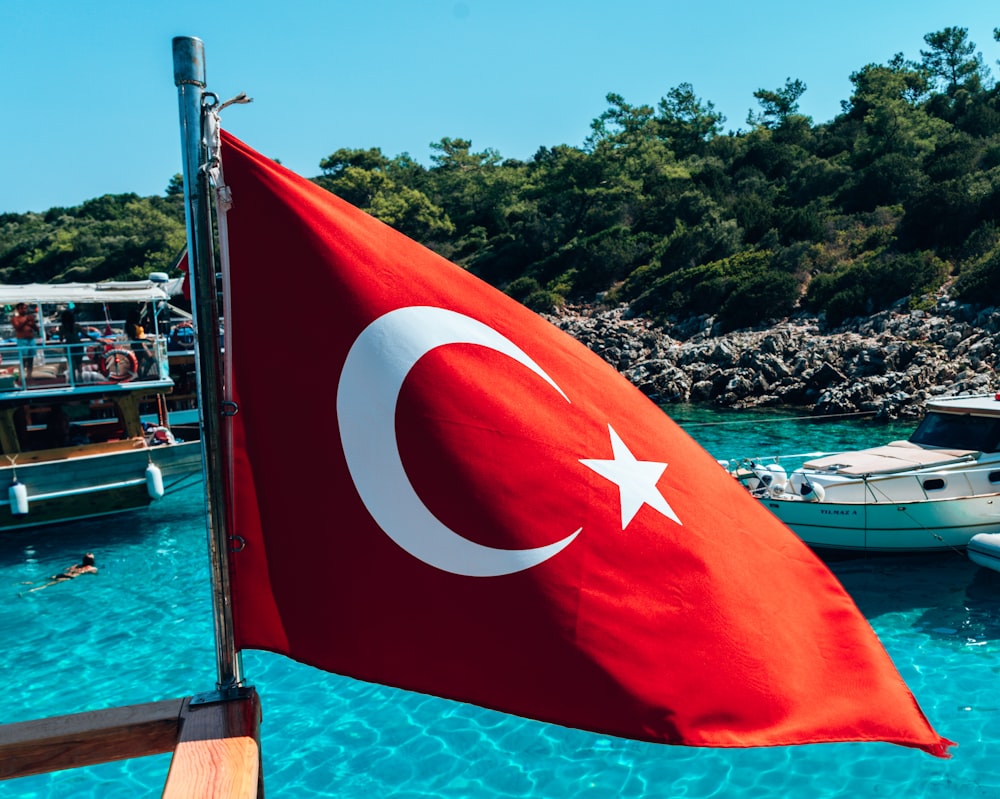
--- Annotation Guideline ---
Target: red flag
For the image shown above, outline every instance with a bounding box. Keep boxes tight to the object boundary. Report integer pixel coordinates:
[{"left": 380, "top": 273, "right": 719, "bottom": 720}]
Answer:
[
  {"left": 217, "top": 130, "right": 951, "bottom": 756},
  {"left": 175, "top": 249, "right": 191, "bottom": 300}
]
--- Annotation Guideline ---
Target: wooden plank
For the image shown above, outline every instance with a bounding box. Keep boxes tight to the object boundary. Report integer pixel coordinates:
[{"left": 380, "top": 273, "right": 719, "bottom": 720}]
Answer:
[
  {"left": 0, "top": 697, "right": 185, "bottom": 781},
  {"left": 9, "top": 437, "right": 141, "bottom": 465},
  {"left": 162, "top": 690, "right": 263, "bottom": 799},
  {"left": 0, "top": 691, "right": 263, "bottom": 797}
]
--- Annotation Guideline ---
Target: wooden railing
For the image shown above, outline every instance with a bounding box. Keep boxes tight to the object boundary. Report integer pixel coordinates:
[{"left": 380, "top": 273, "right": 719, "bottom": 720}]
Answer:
[{"left": 0, "top": 689, "right": 263, "bottom": 798}]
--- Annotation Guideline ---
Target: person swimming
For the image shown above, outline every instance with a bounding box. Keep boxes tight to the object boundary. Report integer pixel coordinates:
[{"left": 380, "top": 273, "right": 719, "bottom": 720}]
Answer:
[{"left": 22, "top": 553, "right": 98, "bottom": 594}]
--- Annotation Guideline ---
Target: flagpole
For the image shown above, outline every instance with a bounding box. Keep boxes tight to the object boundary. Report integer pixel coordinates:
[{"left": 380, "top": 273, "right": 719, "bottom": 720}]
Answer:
[{"left": 172, "top": 35, "right": 244, "bottom": 694}]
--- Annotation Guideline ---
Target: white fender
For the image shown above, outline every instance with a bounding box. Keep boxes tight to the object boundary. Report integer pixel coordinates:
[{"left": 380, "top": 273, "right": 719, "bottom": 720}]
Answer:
[
  {"left": 146, "top": 463, "right": 164, "bottom": 500},
  {"left": 9, "top": 480, "right": 28, "bottom": 515},
  {"left": 765, "top": 464, "right": 787, "bottom": 492},
  {"left": 800, "top": 480, "right": 826, "bottom": 502}
]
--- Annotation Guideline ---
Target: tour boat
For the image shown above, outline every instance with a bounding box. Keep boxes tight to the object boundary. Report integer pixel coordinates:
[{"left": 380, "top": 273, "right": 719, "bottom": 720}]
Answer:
[
  {"left": 732, "top": 394, "right": 1000, "bottom": 552},
  {"left": 0, "top": 280, "right": 203, "bottom": 532}
]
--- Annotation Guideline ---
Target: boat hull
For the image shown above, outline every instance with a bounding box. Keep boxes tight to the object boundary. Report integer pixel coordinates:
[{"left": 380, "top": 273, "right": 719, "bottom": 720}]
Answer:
[
  {"left": 0, "top": 440, "right": 202, "bottom": 532},
  {"left": 759, "top": 493, "right": 1000, "bottom": 552}
]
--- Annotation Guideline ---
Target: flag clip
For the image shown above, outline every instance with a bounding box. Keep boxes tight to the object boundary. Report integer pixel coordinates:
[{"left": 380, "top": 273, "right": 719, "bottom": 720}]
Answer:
[{"left": 189, "top": 685, "right": 254, "bottom": 707}]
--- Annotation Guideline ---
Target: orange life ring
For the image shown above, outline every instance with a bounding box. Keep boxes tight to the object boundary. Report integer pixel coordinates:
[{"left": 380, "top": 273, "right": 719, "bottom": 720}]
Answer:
[{"left": 101, "top": 347, "right": 138, "bottom": 381}]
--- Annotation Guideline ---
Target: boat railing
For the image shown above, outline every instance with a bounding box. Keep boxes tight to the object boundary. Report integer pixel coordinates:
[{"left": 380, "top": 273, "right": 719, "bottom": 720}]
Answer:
[
  {"left": 812, "top": 462, "right": 1000, "bottom": 502},
  {"left": 0, "top": 336, "right": 172, "bottom": 394},
  {"left": 737, "top": 456, "right": 1000, "bottom": 502}
]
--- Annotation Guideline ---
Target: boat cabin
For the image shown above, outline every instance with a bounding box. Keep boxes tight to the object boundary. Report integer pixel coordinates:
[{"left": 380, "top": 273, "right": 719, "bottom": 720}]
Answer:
[{"left": 908, "top": 398, "right": 1000, "bottom": 454}]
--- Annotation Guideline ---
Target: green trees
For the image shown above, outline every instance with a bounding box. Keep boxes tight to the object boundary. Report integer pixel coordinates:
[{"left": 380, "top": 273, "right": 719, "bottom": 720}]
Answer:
[
  {"left": 747, "top": 78, "right": 808, "bottom": 128},
  {"left": 4, "top": 25, "right": 1000, "bottom": 335},
  {"left": 314, "top": 147, "right": 454, "bottom": 243},
  {"left": 656, "top": 82, "right": 725, "bottom": 156},
  {"left": 920, "top": 27, "right": 988, "bottom": 97},
  {"left": 0, "top": 194, "right": 186, "bottom": 284}
]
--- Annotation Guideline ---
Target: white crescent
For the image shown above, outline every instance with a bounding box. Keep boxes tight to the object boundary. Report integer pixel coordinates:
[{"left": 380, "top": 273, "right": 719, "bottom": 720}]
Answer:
[{"left": 337, "top": 306, "right": 581, "bottom": 577}]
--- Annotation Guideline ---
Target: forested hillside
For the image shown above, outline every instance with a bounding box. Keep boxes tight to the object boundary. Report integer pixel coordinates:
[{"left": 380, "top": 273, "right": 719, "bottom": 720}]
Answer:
[{"left": 4, "top": 26, "right": 1000, "bottom": 334}]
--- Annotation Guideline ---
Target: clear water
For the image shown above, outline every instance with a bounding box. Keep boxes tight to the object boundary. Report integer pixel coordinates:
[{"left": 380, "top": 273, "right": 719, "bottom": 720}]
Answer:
[{"left": 2, "top": 407, "right": 999, "bottom": 798}]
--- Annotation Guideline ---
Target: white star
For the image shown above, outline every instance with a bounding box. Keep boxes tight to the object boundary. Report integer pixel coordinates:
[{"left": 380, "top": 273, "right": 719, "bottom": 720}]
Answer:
[{"left": 580, "top": 425, "right": 682, "bottom": 530}]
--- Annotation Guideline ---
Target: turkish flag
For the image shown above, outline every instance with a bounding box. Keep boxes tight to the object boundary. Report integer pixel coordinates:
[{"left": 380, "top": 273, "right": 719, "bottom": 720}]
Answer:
[
  {"left": 217, "top": 130, "right": 951, "bottom": 756},
  {"left": 175, "top": 249, "right": 190, "bottom": 300}
]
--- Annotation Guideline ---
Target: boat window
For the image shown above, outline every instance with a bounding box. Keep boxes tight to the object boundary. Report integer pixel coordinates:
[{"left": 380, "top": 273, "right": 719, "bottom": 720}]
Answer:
[
  {"left": 908, "top": 411, "right": 1000, "bottom": 452},
  {"left": 990, "top": 471, "right": 1000, "bottom": 484},
  {"left": 922, "top": 478, "right": 946, "bottom": 491}
]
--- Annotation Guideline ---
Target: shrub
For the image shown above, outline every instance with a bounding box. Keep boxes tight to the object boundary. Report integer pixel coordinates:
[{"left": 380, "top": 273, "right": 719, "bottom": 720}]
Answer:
[
  {"left": 505, "top": 276, "right": 542, "bottom": 302},
  {"left": 816, "top": 250, "right": 949, "bottom": 326},
  {"left": 953, "top": 247, "right": 1000, "bottom": 304},
  {"left": 523, "top": 289, "right": 565, "bottom": 314},
  {"left": 718, "top": 271, "right": 800, "bottom": 330},
  {"left": 628, "top": 250, "right": 799, "bottom": 328},
  {"left": 824, "top": 284, "right": 871, "bottom": 326}
]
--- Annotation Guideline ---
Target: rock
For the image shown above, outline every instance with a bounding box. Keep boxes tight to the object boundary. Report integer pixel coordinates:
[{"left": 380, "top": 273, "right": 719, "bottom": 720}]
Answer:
[{"left": 545, "top": 300, "right": 1000, "bottom": 418}]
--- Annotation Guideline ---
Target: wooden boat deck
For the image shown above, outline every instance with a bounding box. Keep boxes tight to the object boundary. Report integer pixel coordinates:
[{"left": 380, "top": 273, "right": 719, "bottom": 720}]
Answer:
[{"left": 0, "top": 690, "right": 262, "bottom": 798}]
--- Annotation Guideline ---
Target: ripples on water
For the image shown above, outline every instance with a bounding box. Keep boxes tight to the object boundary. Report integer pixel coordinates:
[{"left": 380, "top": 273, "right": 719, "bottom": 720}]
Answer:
[{"left": 1, "top": 407, "right": 999, "bottom": 797}]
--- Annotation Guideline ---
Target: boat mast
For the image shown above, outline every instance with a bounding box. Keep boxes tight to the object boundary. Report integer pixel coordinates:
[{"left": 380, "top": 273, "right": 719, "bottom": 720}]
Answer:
[{"left": 172, "top": 36, "right": 244, "bottom": 694}]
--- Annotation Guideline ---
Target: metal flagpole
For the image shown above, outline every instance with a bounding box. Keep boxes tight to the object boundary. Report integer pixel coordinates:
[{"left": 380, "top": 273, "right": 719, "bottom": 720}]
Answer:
[{"left": 172, "top": 35, "right": 244, "bottom": 695}]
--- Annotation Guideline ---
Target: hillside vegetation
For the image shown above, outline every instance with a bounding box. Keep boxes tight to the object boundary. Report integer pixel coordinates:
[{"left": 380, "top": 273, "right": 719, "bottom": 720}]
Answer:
[{"left": 4, "top": 26, "right": 1000, "bottom": 334}]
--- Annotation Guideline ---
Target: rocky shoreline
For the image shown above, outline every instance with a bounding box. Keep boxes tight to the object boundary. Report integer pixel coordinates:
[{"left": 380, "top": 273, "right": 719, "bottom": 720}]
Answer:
[{"left": 548, "top": 298, "right": 1000, "bottom": 421}]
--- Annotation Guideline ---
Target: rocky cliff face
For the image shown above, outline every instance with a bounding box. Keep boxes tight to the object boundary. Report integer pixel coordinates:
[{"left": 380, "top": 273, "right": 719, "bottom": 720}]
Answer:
[{"left": 548, "top": 299, "right": 1000, "bottom": 420}]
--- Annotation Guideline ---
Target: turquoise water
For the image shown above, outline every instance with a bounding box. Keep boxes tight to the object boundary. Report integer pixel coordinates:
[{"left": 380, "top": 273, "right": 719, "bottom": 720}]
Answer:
[{"left": 2, "top": 407, "right": 1000, "bottom": 797}]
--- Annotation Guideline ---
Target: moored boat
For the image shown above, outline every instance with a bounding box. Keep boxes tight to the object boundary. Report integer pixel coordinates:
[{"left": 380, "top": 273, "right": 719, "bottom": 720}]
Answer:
[
  {"left": 0, "top": 280, "right": 202, "bottom": 532},
  {"left": 731, "top": 393, "right": 1000, "bottom": 552}
]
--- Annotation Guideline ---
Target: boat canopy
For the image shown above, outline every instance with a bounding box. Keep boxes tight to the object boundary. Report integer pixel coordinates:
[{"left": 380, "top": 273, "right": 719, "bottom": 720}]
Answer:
[
  {"left": 803, "top": 441, "right": 978, "bottom": 475},
  {"left": 925, "top": 394, "right": 1000, "bottom": 417},
  {"left": 0, "top": 281, "right": 171, "bottom": 305}
]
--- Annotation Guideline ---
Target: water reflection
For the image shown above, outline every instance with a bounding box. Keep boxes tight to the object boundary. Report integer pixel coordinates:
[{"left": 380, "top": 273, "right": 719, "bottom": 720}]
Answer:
[{"left": 828, "top": 553, "right": 1000, "bottom": 643}]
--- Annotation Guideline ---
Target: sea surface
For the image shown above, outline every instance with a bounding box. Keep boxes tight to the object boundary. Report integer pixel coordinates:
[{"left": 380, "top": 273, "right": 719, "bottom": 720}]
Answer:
[{"left": 2, "top": 406, "right": 999, "bottom": 798}]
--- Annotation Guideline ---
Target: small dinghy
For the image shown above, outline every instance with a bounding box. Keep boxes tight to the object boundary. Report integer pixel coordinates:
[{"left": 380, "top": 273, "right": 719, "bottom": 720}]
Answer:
[{"left": 967, "top": 532, "right": 1000, "bottom": 574}]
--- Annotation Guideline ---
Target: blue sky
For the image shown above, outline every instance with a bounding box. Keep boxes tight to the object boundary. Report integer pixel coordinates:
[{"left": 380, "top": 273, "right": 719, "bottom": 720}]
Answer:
[{"left": 2, "top": 0, "right": 999, "bottom": 213}]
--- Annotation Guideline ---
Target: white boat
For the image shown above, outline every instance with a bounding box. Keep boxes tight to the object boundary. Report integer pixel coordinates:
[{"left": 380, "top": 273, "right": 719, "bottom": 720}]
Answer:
[
  {"left": 732, "top": 394, "right": 1000, "bottom": 552},
  {"left": 0, "top": 280, "right": 202, "bottom": 532},
  {"left": 967, "top": 532, "right": 1000, "bottom": 572}
]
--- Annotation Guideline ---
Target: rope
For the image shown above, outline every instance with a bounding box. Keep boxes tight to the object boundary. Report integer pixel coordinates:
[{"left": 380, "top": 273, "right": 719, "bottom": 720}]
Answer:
[
  {"left": 735, "top": 451, "right": 836, "bottom": 462},
  {"left": 679, "top": 410, "right": 876, "bottom": 428},
  {"left": 163, "top": 473, "right": 203, "bottom": 494},
  {"left": 859, "top": 475, "right": 974, "bottom": 556}
]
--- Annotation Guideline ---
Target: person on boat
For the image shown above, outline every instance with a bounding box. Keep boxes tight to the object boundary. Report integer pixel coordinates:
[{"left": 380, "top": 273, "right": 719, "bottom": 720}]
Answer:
[
  {"left": 125, "top": 308, "right": 145, "bottom": 341},
  {"left": 59, "top": 307, "right": 84, "bottom": 382},
  {"left": 11, "top": 302, "right": 39, "bottom": 380},
  {"left": 125, "top": 308, "right": 154, "bottom": 378},
  {"left": 24, "top": 553, "right": 98, "bottom": 593}
]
